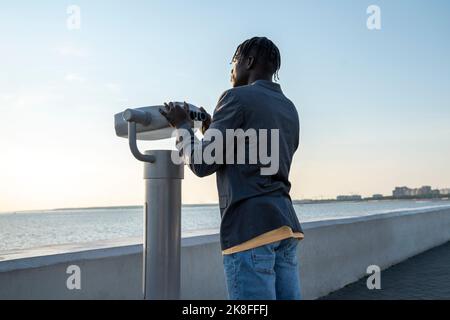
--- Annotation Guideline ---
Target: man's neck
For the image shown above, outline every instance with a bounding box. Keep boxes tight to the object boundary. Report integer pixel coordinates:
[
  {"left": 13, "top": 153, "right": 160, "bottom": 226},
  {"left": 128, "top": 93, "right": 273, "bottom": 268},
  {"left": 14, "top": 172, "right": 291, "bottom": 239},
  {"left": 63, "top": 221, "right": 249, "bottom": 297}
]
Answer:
[{"left": 247, "top": 74, "right": 273, "bottom": 85}]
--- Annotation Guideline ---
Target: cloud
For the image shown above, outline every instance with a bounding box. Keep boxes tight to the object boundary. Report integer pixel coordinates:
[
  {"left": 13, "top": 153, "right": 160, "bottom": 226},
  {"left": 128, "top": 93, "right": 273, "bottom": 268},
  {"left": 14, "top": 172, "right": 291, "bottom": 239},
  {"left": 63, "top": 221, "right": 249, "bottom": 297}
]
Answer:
[
  {"left": 0, "top": 93, "right": 15, "bottom": 102},
  {"left": 65, "top": 73, "right": 86, "bottom": 83},
  {"left": 56, "top": 44, "right": 89, "bottom": 58},
  {"left": 105, "top": 83, "right": 121, "bottom": 93},
  {"left": 0, "top": 90, "right": 63, "bottom": 113}
]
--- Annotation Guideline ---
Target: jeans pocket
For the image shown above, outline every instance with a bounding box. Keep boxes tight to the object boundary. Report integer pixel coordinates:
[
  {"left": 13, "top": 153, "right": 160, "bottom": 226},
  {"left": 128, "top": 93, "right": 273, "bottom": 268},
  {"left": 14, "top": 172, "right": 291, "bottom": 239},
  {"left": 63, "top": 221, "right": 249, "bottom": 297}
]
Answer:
[
  {"left": 283, "top": 238, "right": 300, "bottom": 267},
  {"left": 251, "top": 246, "right": 276, "bottom": 275}
]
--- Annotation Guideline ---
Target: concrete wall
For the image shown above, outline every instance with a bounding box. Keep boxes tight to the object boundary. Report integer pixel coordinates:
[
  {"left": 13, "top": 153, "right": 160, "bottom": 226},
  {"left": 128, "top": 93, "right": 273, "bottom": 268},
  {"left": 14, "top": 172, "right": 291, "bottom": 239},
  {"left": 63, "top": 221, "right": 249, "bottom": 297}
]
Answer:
[{"left": 1, "top": 206, "right": 450, "bottom": 300}]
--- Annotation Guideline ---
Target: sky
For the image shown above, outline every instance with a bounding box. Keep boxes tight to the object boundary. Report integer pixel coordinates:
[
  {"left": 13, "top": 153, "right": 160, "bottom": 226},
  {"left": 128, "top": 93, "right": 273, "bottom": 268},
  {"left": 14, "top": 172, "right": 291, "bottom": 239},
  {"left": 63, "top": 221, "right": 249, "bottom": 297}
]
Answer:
[{"left": 1, "top": 0, "right": 450, "bottom": 212}]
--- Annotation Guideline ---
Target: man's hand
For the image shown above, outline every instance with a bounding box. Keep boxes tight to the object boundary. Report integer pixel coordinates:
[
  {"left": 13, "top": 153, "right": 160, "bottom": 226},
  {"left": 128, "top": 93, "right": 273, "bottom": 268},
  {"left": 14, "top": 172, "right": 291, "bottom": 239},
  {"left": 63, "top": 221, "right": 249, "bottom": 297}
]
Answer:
[
  {"left": 159, "top": 102, "right": 212, "bottom": 133},
  {"left": 199, "top": 107, "right": 212, "bottom": 134},
  {"left": 159, "top": 102, "right": 190, "bottom": 128}
]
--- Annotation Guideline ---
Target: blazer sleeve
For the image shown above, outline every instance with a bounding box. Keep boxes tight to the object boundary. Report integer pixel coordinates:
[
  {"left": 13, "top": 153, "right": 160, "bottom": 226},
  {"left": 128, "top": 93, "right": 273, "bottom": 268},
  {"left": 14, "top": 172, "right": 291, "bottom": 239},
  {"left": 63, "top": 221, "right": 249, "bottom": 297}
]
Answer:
[{"left": 175, "top": 89, "right": 244, "bottom": 177}]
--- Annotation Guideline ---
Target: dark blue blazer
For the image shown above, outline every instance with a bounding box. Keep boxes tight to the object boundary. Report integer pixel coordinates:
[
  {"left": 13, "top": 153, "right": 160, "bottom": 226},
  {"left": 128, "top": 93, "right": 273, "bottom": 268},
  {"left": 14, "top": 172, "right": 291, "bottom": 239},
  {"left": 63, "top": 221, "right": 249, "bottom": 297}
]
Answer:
[{"left": 176, "top": 80, "right": 303, "bottom": 250}]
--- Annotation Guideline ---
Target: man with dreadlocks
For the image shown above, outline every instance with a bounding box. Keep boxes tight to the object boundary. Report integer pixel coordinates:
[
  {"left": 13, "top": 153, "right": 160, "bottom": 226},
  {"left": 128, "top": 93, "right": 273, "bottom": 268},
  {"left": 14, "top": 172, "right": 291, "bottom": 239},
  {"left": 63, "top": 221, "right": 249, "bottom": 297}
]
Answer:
[{"left": 160, "top": 37, "right": 303, "bottom": 300}]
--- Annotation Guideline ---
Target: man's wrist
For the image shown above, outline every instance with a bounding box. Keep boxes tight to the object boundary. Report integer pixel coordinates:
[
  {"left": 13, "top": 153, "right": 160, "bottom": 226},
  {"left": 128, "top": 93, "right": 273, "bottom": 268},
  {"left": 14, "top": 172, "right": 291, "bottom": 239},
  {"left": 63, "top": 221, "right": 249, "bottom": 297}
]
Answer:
[{"left": 175, "top": 120, "right": 191, "bottom": 130}]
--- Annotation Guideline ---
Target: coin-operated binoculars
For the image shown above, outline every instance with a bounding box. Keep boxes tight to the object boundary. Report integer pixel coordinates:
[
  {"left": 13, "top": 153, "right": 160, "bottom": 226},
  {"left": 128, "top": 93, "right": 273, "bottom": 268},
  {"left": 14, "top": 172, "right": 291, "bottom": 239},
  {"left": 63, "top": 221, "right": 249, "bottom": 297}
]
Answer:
[{"left": 114, "top": 103, "right": 206, "bottom": 300}]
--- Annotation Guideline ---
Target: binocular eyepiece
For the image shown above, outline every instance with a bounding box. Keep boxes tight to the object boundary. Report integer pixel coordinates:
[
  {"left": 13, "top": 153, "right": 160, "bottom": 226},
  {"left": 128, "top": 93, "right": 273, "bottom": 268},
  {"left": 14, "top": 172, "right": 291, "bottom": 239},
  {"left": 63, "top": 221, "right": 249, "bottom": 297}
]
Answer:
[
  {"left": 122, "top": 104, "right": 207, "bottom": 126},
  {"left": 190, "top": 110, "right": 207, "bottom": 122},
  {"left": 115, "top": 103, "right": 206, "bottom": 141},
  {"left": 123, "top": 108, "right": 152, "bottom": 126}
]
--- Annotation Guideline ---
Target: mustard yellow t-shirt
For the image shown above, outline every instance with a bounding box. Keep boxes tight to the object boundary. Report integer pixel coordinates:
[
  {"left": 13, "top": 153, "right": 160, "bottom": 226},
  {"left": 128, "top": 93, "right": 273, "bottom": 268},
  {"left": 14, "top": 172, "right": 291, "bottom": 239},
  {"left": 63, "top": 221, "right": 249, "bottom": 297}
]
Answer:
[{"left": 222, "top": 226, "right": 304, "bottom": 255}]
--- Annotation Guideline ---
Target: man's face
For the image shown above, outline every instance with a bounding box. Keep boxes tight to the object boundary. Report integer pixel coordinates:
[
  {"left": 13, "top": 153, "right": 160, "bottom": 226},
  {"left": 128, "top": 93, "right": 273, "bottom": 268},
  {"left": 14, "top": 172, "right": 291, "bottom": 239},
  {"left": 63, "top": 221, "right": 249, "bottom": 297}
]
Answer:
[{"left": 230, "top": 57, "right": 248, "bottom": 88}]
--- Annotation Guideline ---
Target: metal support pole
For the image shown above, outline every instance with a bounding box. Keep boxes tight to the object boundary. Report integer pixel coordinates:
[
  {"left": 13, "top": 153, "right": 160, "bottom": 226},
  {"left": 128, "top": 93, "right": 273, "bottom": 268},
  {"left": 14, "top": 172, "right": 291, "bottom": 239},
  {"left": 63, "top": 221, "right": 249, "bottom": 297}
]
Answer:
[{"left": 142, "top": 150, "right": 184, "bottom": 300}]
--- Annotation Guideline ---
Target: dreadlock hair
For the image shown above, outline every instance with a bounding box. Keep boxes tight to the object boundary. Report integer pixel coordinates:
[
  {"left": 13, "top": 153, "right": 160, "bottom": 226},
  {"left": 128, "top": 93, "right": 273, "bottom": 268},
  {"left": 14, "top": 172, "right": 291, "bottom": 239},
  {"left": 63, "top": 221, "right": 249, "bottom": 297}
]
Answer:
[{"left": 231, "top": 37, "right": 282, "bottom": 81}]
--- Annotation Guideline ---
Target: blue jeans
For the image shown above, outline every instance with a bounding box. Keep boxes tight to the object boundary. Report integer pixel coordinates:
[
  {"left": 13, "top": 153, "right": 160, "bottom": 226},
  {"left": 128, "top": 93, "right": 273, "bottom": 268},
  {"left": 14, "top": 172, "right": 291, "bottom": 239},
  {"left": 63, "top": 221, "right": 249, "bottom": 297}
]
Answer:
[{"left": 223, "top": 237, "right": 301, "bottom": 300}]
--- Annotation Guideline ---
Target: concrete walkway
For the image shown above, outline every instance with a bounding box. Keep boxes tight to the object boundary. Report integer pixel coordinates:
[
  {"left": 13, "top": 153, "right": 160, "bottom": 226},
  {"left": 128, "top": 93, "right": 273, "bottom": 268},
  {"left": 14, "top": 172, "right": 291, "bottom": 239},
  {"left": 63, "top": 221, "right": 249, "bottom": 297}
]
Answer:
[{"left": 322, "top": 241, "right": 450, "bottom": 300}]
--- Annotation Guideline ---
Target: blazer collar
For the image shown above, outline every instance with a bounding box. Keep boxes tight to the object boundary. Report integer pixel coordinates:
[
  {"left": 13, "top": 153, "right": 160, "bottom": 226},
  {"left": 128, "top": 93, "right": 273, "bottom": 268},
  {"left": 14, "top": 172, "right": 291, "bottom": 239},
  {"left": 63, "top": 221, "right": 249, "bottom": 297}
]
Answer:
[{"left": 251, "top": 80, "right": 283, "bottom": 93}]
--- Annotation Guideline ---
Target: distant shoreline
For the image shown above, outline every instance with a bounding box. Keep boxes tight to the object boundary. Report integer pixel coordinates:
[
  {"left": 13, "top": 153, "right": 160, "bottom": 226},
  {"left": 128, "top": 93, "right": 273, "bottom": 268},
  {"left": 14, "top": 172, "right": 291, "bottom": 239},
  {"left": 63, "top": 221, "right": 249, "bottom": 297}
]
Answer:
[{"left": 2, "top": 197, "right": 449, "bottom": 215}]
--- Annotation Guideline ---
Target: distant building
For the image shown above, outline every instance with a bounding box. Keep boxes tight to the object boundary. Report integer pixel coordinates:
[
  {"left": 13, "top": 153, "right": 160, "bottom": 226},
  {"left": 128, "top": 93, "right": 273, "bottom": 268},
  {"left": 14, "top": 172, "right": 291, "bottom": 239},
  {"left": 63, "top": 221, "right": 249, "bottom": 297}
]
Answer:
[
  {"left": 336, "top": 195, "right": 362, "bottom": 201},
  {"left": 372, "top": 194, "right": 384, "bottom": 199},
  {"left": 418, "top": 186, "right": 432, "bottom": 196},
  {"left": 432, "top": 189, "right": 440, "bottom": 196},
  {"left": 393, "top": 187, "right": 410, "bottom": 197},
  {"left": 393, "top": 185, "right": 442, "bottom": 198},
  {"left": 440, "top": 188, "right": 450, "bottom": 195}
]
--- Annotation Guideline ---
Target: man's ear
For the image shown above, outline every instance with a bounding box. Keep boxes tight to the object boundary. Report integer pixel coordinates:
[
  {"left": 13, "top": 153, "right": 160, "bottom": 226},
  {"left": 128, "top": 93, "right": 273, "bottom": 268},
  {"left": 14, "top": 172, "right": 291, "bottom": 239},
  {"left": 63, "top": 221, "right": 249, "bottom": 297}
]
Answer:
[{"left": 245, "top": 56, "right": 255, "bottom": 70}]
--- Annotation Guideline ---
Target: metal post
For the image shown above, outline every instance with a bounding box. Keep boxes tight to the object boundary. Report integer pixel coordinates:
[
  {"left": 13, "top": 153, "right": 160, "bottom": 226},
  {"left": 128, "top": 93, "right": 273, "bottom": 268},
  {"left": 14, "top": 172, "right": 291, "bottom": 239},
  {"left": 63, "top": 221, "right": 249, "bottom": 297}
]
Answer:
[
  {"left": 142, "top": 150, "right": 184, "bottom": 300},
  {"left": 116, "top": 106, "right": 198, "bottom": 300}
]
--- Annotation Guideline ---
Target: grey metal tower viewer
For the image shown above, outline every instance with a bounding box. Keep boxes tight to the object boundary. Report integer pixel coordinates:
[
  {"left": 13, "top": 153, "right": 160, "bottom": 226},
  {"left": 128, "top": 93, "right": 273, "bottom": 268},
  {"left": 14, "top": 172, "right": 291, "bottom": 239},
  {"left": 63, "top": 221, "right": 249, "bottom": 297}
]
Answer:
[{"left": 114, "top": 104, "right": 206, "bottom": 300}]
